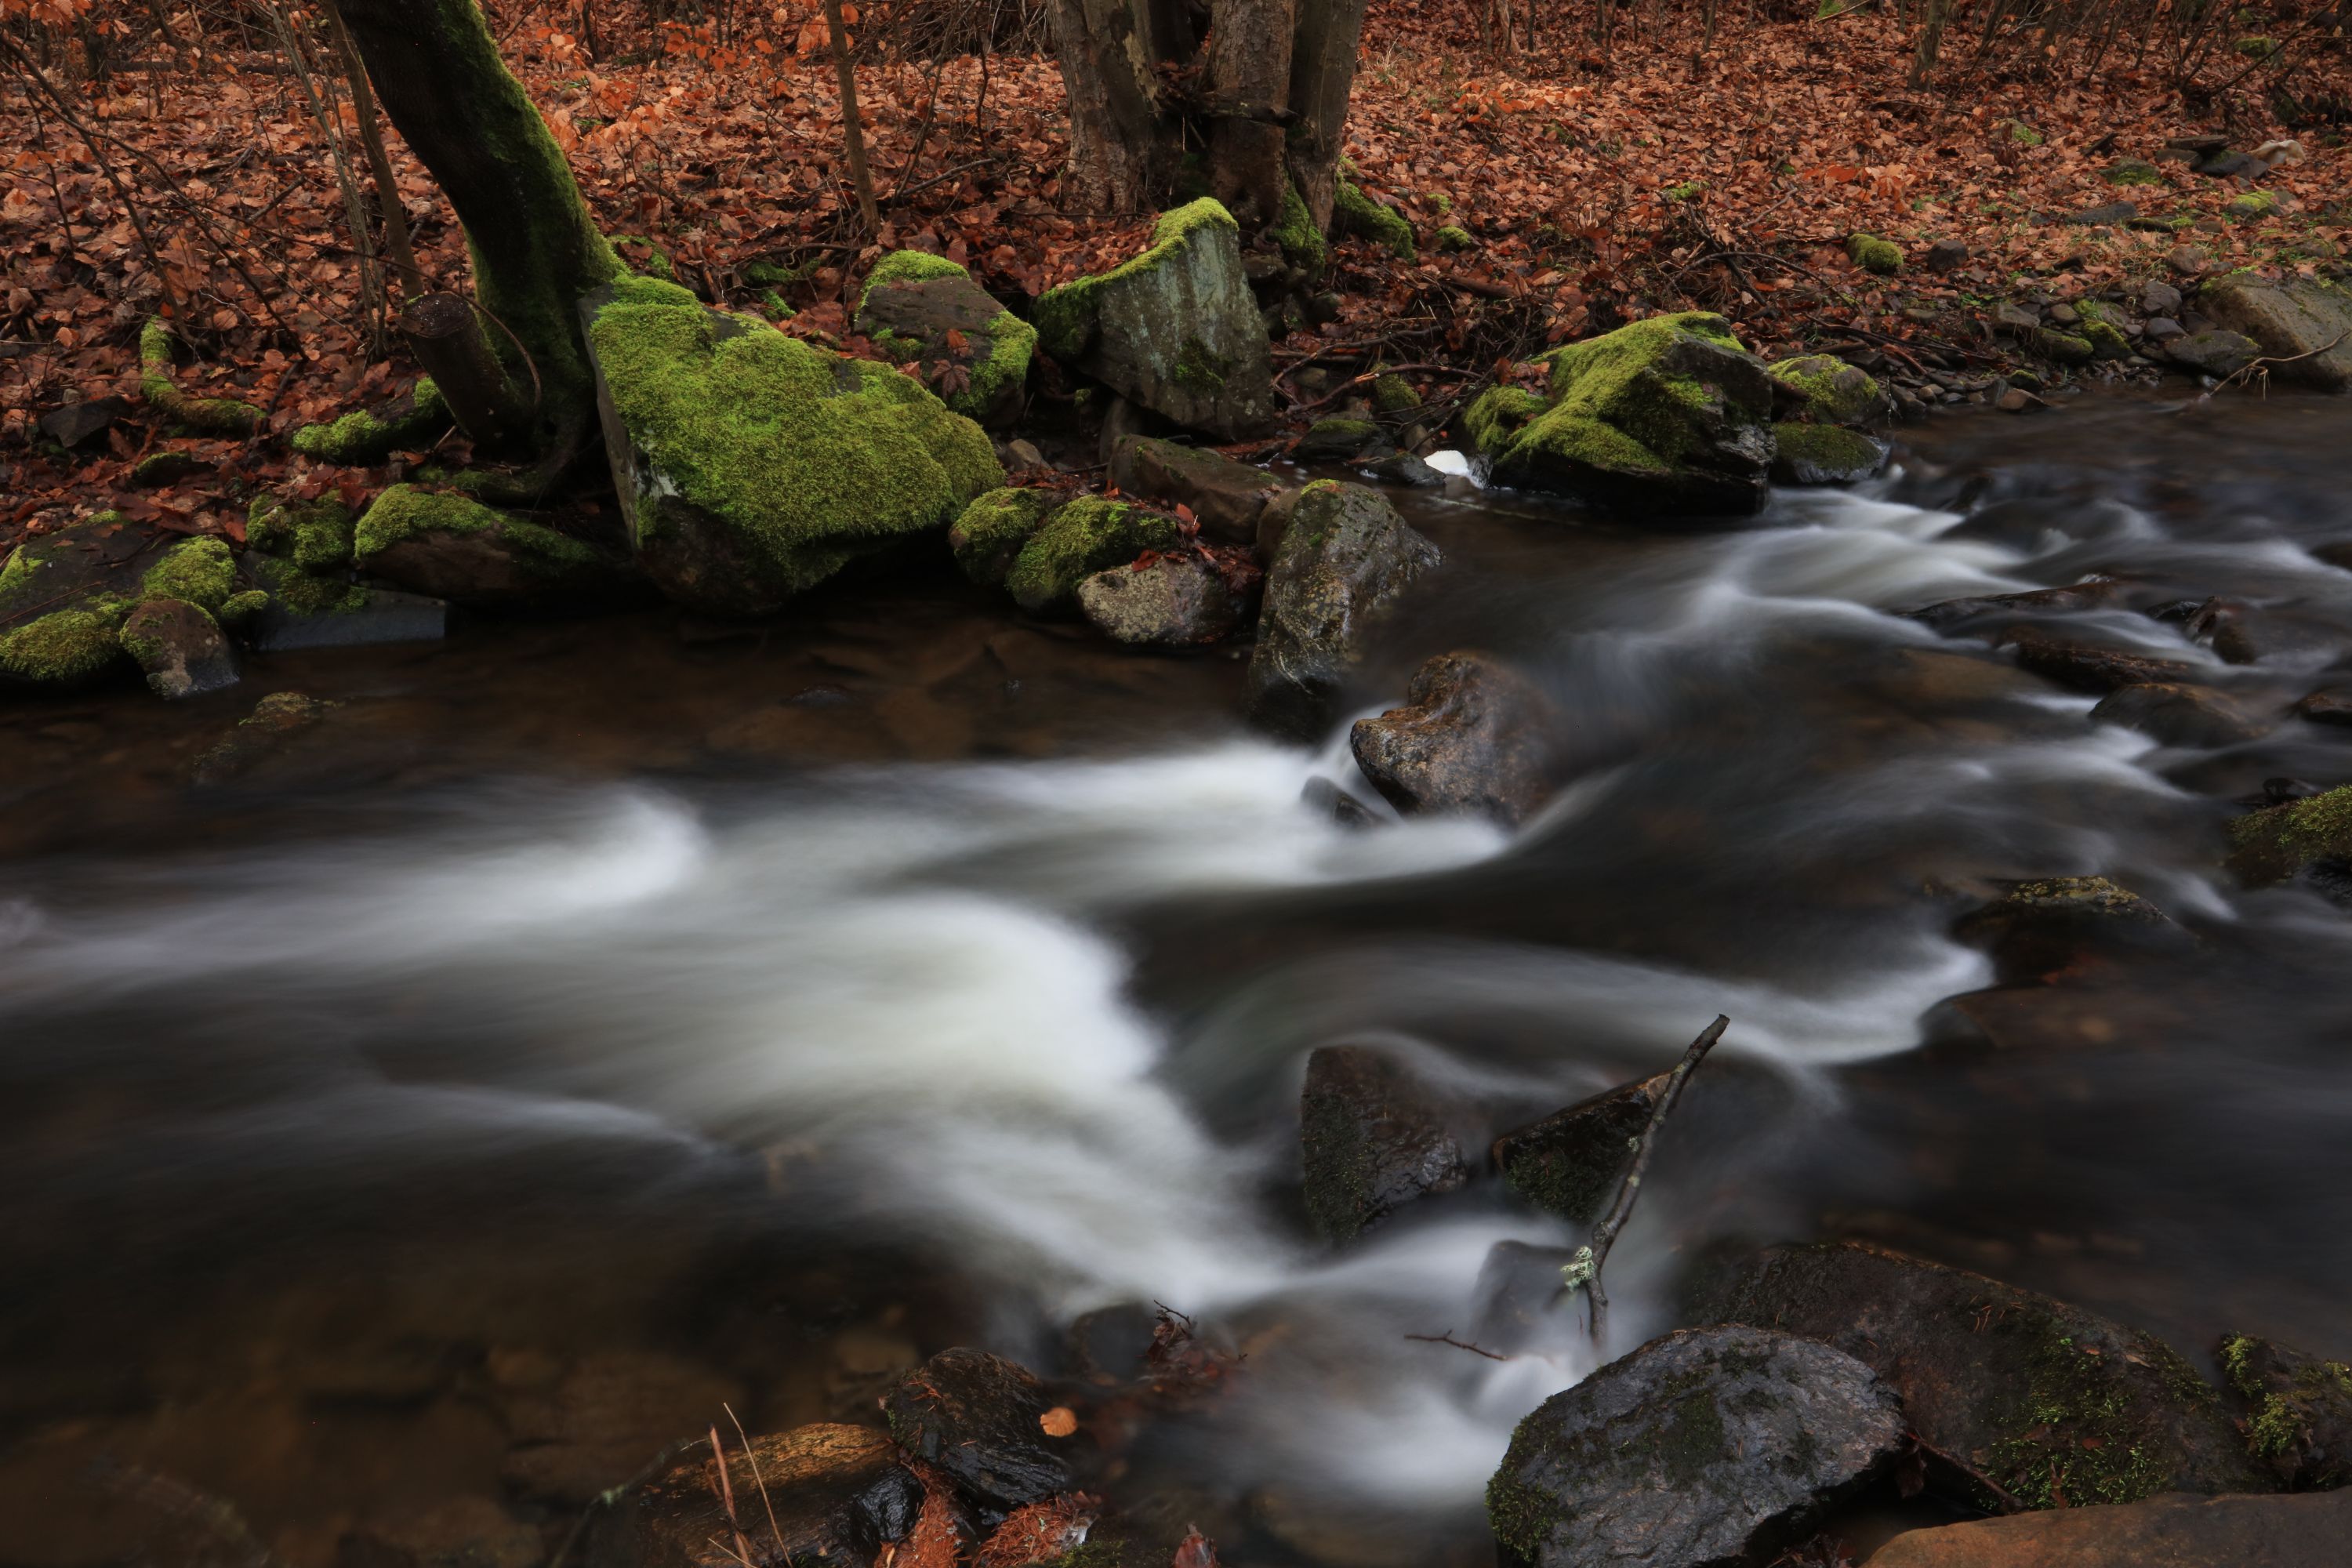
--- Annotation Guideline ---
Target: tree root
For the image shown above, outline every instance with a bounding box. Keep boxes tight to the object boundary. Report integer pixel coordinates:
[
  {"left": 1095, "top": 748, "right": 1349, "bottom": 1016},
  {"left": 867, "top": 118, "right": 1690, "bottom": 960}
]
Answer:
[{"left": 139, "top": 316, "right": 263, "bottom": 437}]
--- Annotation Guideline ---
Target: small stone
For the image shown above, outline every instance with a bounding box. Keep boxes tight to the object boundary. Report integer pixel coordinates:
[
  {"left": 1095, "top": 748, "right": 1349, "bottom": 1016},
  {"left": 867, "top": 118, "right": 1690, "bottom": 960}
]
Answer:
[
  {"left": 2166, "top": 328, "right": 2263, "bottom": 379},
  {"left": 1995, "top": 387, "right": 2039, "bottom": 412},
  {"left": 2107, "top": 157, "right": 2165, "bottom": 186},
  {"left": 1993, "top": 303, "right": 2042, "bottom": 334},
  {"left": 1007, "top": 437, "right": 1048, "bottom": 469},
  {"left": 191, "top": 691, "right": 338, "bottom": 785},
  {"left": 2036, "top": 327, "right": 2096, "bottom": 364},
  {"left": 2141, "top": 281, "right": 2183, "bottom": 316},
  {"left": 1076, "top": 550, "right": 1253, "bottom": 646},
  {"left": 1847, "top": 233, "right": 1903, "bottom": 275},
  {"left": 1299, "top": 1044, "right": 1472, "bottom": 1243},
  {"left": 122, "top": 597, "right": 238, "bottom": 700},
  {"left": 1486, "top": 1325, "right": 1904, "bottom": 1568},
  {"left": 2167, "top": 244, "right": 2209, "bottom": 276},
  {"left": 2048, "top": 302, "right": 2082, "bottom": 325},
  {"left": 2295, "top": 687, "right": 2352, "bottom": 726},
  {"left": 2218, "top": 1332, "right": 2352, "bottom": 1490},
  {"left": 132, "top": 450, "right": 208, "bottom": 488},
  {"left": 1926, "top": 238, "right": 1969, "bottom": 272},
  {"left": 36, "top": 396, "right": 129, "bottom": 448},
  {"left": 2059, "top": 201, "right": 2138, "bottom": 227},
  {"left": 882, "top": 1348, "right": 1074, "bottom": 1508},
  {"left": 2143, "top": 316, "right": 2186, "bottom": 343}
]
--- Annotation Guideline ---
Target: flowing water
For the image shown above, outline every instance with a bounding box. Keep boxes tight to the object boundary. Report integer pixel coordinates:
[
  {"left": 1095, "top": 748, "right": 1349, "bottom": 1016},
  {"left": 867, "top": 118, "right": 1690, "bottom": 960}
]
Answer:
[{"left": 5, "top": 390, "right": 2352, "bottom": 1564}]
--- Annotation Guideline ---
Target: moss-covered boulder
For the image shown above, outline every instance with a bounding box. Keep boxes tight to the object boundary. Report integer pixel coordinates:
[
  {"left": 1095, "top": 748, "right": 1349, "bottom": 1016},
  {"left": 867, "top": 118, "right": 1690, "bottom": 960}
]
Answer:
[
  {"left": 1491, "top": 313, "right": 1777, "bottom": 516},
  {"left": 1694, "top": 1241, "right": 2270, "bottom": 1511},
  {"left": 354, "top": 485, "right": 643, "bottom": 610},
  {"left": 949, "top": 486, "right": 1062, "bottom": 589},
  {"left": 0, "top": 511, "right": 146, "bottom": 690},
  {"left": 581, "top": 276, "right": 1003, "bottom": 617},
  {"left": 1333, "top": 176, "right": 1416, "bottom": 260},
  {"left": 1034, "top": 199, "right": 1275, "bottom": 439},
  {"left": 1766, "top": 354, "right": 1893, "bottom": 426},
  {"left": 1461, "top": 386, "right": 1546, "bottom": 459},
  {"left": 1848, "top": 234, "right": 1903, "bottom": 275},
  {"left": 1004, "top": 496, "right": 1186, "bottom": 617},
  {"left": 1247, "top": 480, "right": 1441, "bottom": 735},
  {"left": 1769, "top": 423, "right": 1887, "bottom": 485},
  {"left": 121, "top": 597, "right": 238, "bottom": 699},
  {"left": 2220, "top": 1332, "right": 2352, "bottom": 1490},
  {"left": 1296, "top": 416, "right": 1389, "bottom": 462},
  {"left": 0, "top": 608, "right": 125, "bottom": 690},
  {"left": 292, "top": 378, "right": 449, "bottom": 464},
  {"left": 2229, "top": 783, "right": 2352, "bottom": 887},
  {"left": 1488, "top": 1326, "right": 1904, "bottom": 1568},
  {"left": 2074, "top": 299, "right": 2133, "bottom": 359},
  {"left": 855, "top": 251, "right": 1036, "bottom": 430},
  {"left": 2201, "top": 274, "right": 2352, "bottom": 391},
  {"left": 248, "top": 497, "right": 357, "bottom": 575}
]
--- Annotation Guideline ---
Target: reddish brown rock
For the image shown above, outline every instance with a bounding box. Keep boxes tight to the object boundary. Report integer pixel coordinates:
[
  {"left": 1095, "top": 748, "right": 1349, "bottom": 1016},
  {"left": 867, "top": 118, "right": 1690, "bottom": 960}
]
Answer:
[{"left": 1867, "top": 1490, "right": 2352, "bottom": 1566}]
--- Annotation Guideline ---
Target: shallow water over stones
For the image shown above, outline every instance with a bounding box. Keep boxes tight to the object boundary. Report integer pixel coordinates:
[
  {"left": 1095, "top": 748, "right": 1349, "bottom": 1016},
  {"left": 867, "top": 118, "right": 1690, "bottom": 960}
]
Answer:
[{"left": 4, "top": 390, "right": 2352, "bottom": 1564}]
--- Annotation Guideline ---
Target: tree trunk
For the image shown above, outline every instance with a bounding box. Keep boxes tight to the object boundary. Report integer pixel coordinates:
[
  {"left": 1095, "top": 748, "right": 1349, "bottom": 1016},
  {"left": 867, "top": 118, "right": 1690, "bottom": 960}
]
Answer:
[
  {"left": 1043, "top": 0, "right": 1171, "bottom": 214},
  {"left": 332, "top": 0, "right": 620, "bottom": 445},
  {"left": 1283, "top": 0, "right": 1369, "bottom": 232},
  {"left": 1206, "top": 0, "right": 1296, "bottom": 229}
]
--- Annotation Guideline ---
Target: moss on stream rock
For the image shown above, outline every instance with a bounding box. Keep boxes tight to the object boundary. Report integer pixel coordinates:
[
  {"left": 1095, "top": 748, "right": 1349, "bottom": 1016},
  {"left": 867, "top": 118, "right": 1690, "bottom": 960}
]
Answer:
[
  {"left": 0, "top": 609, "right": 125, "bottom": 688},
  {"left": 2228, "top": 783, "right": 2352, "bottom": 887},
  {"left": 856, "top": 251, "right": 1036, "bottom": 429},
  {"left": 1770, "top": 423, "right": 1886, "bottom": 485},
  {"left": 949, "top": 486, "right": 1062, "bottom": 590},
  {"left": 1492, "top": 312, "right": 1777, "bottom": 515},
  {"left": 1462, "top": 385, "right": 1546, "bottom": 458},
  {"left": 1002, "top": 495, "right": 1185, "bottom": 616},
  {"left": 581, "top": 275, "right": 1002, "bottom": 616},
  {"left": 1766, "top": 353, "right": 1891, "bottom": 426},
  {"left": 356, "top": 485, "right": 638, "bottom": 609}
]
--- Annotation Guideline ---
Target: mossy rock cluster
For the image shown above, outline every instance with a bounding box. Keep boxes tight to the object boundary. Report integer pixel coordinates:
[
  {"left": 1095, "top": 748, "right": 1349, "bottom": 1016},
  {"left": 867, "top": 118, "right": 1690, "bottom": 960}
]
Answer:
[
  {"left": 0, "top": 519, "right": 246, "bottom": 695},
  {"left": 354, "top": 485, "right": 641, "bottom": 609},
  {"left": 946, "top": 486, "right": 1189, "bottom": 618},
  {"left": 580, "top": 275, "right": 1003, "bottom": 616},
  {"left": 1034, "top": 199, "right": 1275, "bottom": 439},
  {"left": 855, "top": 251, "right": 1036, "bottom": 430}
]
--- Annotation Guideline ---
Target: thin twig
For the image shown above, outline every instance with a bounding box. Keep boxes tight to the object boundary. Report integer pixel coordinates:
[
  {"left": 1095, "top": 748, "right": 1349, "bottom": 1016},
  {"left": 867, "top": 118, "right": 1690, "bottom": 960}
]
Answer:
[
  {"left": 708, "top": 1424, "right": 760, "bottom": 1568},
  {"left": 2194, "top": 329, "right": 2348, "bottom": 404},
  {"left": 723, "top": 1403, "right": 783, "bottom": 1553},
  {"left": 1405, "top": 1330, "right": 1513, "bottom": 1361}
]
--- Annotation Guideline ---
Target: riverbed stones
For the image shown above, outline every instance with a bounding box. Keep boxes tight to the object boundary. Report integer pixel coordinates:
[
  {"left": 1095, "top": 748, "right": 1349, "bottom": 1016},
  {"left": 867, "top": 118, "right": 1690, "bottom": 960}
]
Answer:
[
  {"left": 1033, "top": 198, "right": 1275, "bottom": 439},
  {"left": 1951, "top": 876, "right": 2182, "bottom": 982},
  {"left": 120, "top": 597, "right": 237, "bottom": 700},
  {"left": 1106, "top": 435, "right": 1279, "bottom": 544},
  {"left": 1491, "top": 313, "right": 1777, "bottom": 517},
  {"left": 855, "top": 251, "right": 1036, "bottom": 429},
  {"left": 582, "top": 1423, "right": 918, "bottom": 1568},
  {"left": 1004, "top": 496, "right": 1187, "bottom": 617},
  {"left": 1492, "top": 1071, "right": 1668, "bottom": 1225},
  {"left": 882, "top": 1348, "right": 1075, "bottom": 1507},
  {"left": 2200, "top": 274, "right": 2352, "bottom": 391},
  {"left": 1299, "top": 1044, "right": 1473, "bottom": 1243},
  {"left": 2227, "top": 783, "right": 2352, "bottom": 887},
  {"left": 1247, "top": 481, "right": 1442, "bottom": 736},
  {"left": 2220, "top": 1332, "right": 2352, "bottom": 1490},
  {"left": 1076, "top": 550, "right": 1254, "bottom": 645},
  {"left": 2003, "top": 628, "right": 2193, "bottom": 693},
  {"left": 191, "top": 691, "right": 339, "bottom": 785},
  {"left": 581, "top": 276, "right": 1002, "bottom": 616},
  {"left": 2089, "top": 681, "right": 2267, "bottom": 746},
  {"left": 1486, "top": 1325, "right": 1904, "bottom": 1568},
  {"left": 1867, "top": 1490, "right": 2352, "bottom": 1566},
  {"left": 1348, "top": 652, "right": 1560, "bottom": 825},
  {"left": 354, "top": 485, "right": 642, "bottom": 611},
  {"left": 2166, "top": 328, "right": 2263, "bottom": 379},
  {"left": 1694, "top": 1240, "right": 2269, "bottom": 1510}
]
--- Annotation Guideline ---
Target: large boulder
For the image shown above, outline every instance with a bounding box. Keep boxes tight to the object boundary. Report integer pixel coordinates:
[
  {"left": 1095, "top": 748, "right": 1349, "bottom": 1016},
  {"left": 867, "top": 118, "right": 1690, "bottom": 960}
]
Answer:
[
  {"left": 855, "top": 251, "right": 1036, "bottom": 429},
  {"left": 354, "top": 485, "right": 642, "bottom": 611},
  {"left": 1461, "top": 385, "right": 1545, "bottom": 459},
  {"left": 1867, "top": 1490, "right": 2352, "bottom": 1567},
  {"left": 1034, "top": 199, "right": 1275, "bottom": 438},
  {"left": 881, "top": 1348, "right": 1076, "bottom": 1508},
  {"left": 582, "top": 1424, "right": 919, "bottom": 1568},
  {"left": 581, "top": 276, "right": 1003, "bottom": 616},
  {"left": 1490, "top": 313, "right": 1778, "bottom": 516},
  {"left": 2200, "top": 274, "right": 2352, "bottom": 391},
  {"left": 1695, "top": 1241, "right": 2270, "bottom": 1510},
  {"left": 1348, "top": 651, "right": 1561, "bottom": 825},
  {"left": 1107, "top": 435, "right": 1280, "bottom": 545},
  {"left": 1246, "top": 481, "right": 1441, "bottom": 735},
  {"left": 1492, "top": 1071, "right": 1670, "bottom": 1226},
  {"left": 1486, "top": 1325, "right": 1904, "bottom": 1568},
  {"left": 2220, "top": 1332, "right": 2352, "bottom": 1490},
  {"left": 1298, "top": 1044, "right": 1472, "bottom": 1243}
]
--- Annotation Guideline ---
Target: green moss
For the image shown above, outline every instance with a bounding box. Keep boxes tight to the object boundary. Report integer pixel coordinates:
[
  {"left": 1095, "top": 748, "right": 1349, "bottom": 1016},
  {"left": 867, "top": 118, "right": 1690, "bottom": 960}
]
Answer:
[
  {"left": 2074, "top": 301, "right": 2132, "bottom": 357},
  {"left": 1002, "top": 496, "right": 1182, "bottom": 615},
  {"left": 1174, "top": 336, "right": 1233, "bottom": 394},
  {"left": 1434, "top": 224, "right": 1475, "bottom": 254},
  {"left": 861, "top": 249, "right": 970, "bottom": 307},
  {"left": 2230, "top": 782, "right": 2352, "bottom": 884},
  {"left": 292, "top": 378, "right": 449, "bottom": 463},
  {"left": 1333, "top": 178, "right": 1416, "bottom": 260},
  {"left": 1370, "top": 373, "right": 1419, "bottom": 414},
  {"left": 1767, "top": 354, "right": 1886, "bottom": 424},
  {"left": 2235, "top": 34, "right": 2279, "bottom": 57},
  {"left": 2037, "top": 327, "right": 2096, "bottom": 364},
  {"left": 2002, "top": 118, "right": 2045, "bottom": 147},
  {"left": 354, "top": 483, "right": 606, "bottom": 570},
  {"left": 948, "top": 486, "right": 1060, "bottom": 589},
  {"left": 140, "top": 537, "right": 238, "bottom": 614},
  {"left": 140, "top": 318, "right": 264, "bottom": 436},
  {"left": 1848, "top": 233, "right": 1904, "bottom": 275},
  {"left": 0, "top": 609, "right": 123, "bottom": 685},
  {"left": 1983, "top": 1326, "right": 2178, "bottom": 1508},
  {"left": 2107, "top": 158, "right": 2164, "bottom": 186},
  {"left": 2225, "top": 190, "right": 2279, "bottom": 222},
  {"left": 1048, "top": 1544, "right": 1122, "bottom": 1568},
  {"left": 1771, "top": 422, "right": 1882, "bottom": 480},
  {"left": 1495, "top": 312, "right": 1771, "bottom": 495},
  {"left": 216, "top": 589, "right": 268, "bottom": 627},
  {"left": 1035, "top": 198, "right": 1240, "bottom": 361},
  {"left": 247, "top": 498, "right": 356, "bottom": 572},
  {"left": 1272, "top": 182, "right": 1328, "bottom": 275},
  {"left": 1461, "top": 385, "right": 1545, "bottom": 457},
  {"left": 1663, "top": 180, "right": 1705, "bottom": 202},
  {"left": 586, "top": 274, "right": 1003, "bottom": 599}
]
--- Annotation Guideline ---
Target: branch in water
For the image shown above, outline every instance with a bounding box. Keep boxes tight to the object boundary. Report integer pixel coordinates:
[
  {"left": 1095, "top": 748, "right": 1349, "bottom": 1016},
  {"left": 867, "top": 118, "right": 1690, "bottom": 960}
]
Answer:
[{"left": 1406, "top": 1330, "right": 1512, "bottom": 1361}]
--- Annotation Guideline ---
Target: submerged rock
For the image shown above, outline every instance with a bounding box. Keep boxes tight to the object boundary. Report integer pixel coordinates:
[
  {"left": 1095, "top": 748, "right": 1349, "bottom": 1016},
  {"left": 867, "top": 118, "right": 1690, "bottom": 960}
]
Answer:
[
  {"left": 1348, "top": 652, "right": 1559, "bottom": 825},
  {"left": 2227, "top": 783, "right": 2352, "bottom": 887},
  {"left": 2201, "top": 274, "right": 2352, "bottom": 391},
  {"left": 121, "top": 597, "right": 238, "bottom": 699},
  {"left": 1951, "top": 876, "right": 2183, "bottom": 982},
  {"left": 354, "top": 485, "right": 642, "bottom": 611},
  {"left": 1906, "top": 577, "right": 2126, "bottom": 632},
  {"left": 582, "top": 1424, "right": 917, "bottom": 1568},
  {"left": 855, "top": 251, "right": 1036, "bottom": 429},
  {"left": 1867, "top": 1490, "right": 2352, "bottom": 1566},
  {"left": 2089, "top": 681, "right": 2267, "bottom": 746},
  {"left": 882, "top": 1348, "right": 1075, "bottom": 1508},
  {"left": 1298, "top": 1044, "right": 1472, "bottom": 1243},
  {"left": 1034, "top": 199, "right": 1274, "bottom": 438},
  {"left": 2004, "top": 628, "right": 2193, "bottom": 693},
  {"left": 1106, "top": 434, "right": 1279, "bottom": 544},
  {"left": 1246, "top": 481, "right": 1441, "bottom": 736},
  {"left": 581, "top": 276, "right": 1002, "bottom": 616},
  {"left": 1076, "top": 550, "right": 1255, "bottom": 646},
  {"left": 1004, "top": 496, "right": 1186, "bottom": 617},
  {"left": 1486, "top": 1325, "right": 1904, "bottom": 1568},
  {"left": 1492, "top": 1072, "right": 1669, "bottom": 1226},
  {"left": 2220, "top": 1332, "right": 2352, "bottom": 1490},
  {"left": 1491, "top": 313, "right": 1777, "bottom": 517},
  {"left": 191, "top": 691, "right": 339, "bottom": 785},
  {"left": 1693, "top": 1240, "right": 2269, "bottom": 1510}
]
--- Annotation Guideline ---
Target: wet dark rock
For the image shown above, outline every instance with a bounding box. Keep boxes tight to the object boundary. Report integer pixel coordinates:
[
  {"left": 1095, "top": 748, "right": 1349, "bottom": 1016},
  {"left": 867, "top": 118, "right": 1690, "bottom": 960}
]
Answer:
[
  {"left": 1486, "top": 1325, "right": 1904, "bottom": 1568},
  {"left": 1905, "top": 578, "right": 2124, "bottom": 631},
  {"left": 2167, "top": 245, "right": 2209, "bottom": 277},
  {"left": 1991, "top": 303, "right": 2042, "bottom": 335},
  {"left": 1361, "top": 450, "right": 1446, "bottom": 487},
  {"left": 2004, "top": 628, "right": 2193, "bottom": 693},
  {"left": 1492, "top": 1072, "right": 1667, "bottom": 1226},
  {"left": 1867, "top": 1490, "right": 2352, "bottom": 1566},
  {"left": 882, "top": 1347, "right": 1075, "bottom": 1508},
  {"left": 2090, "top": 681, "right": 2266, "bottom": 746},
  {"left": 1246, "top": 481, "right": 1441, "bottom": 736},
  {"left": 2220, "top": 1332, "right": 2352, "bottom": 1490},
  {"left": 249, "top": 585, "right": 447, "bottom": 652},
  {"left": 583, "top": 1424, "right": 916, "bottom": 1568},
  {"left": 121, "top": 597, "right": 238, "bottom": 701},
  {"left": 1693, "top": 1241, "right": 2270, "bottom": 1510},
  {"left": 1296, "top": 417, "right": 1392, "bottom": 462},
  {"left": 1300, "top": 775, "right": 1381, "bottom": 826},
  {"left": 499, "top": 1349, "right": 746, "bottom": 1507},
  {"left": 1076, "top": 550, "right": 1254, "bottom": 646},
  {"left": 191, "top": 691, "right": 339, "bottom": 786},
  {"left": 2166, "top": 328, "right": 2263, "bottom": 379},
  {"left": 1348, "top": 652, "right": 1559, "bottom": 826},
  {"left": 2060, "top": 201, "right": 2139, "bottom": 227},
  {"left": 354, "top": 486, "right": 644, "bottom": 612},
  {"left": 1951, "top": 876, "right": 2183, "bottom": 982},
  {"left": 337, "top": 1497, "right": 541, "bottom": 1568},
  {"left": 2142, "top": 315, "right": 2185, "bottom": 343},
  {"left": 2295, "top": 686, "right": 2352, "bottom": 726},
  {"left": 1106, "top": 434, "right": 1279, "bottom": 544},
  {"left": 2229, "top": 784, "right": 2352, "bottom": 887},
  {"left": 1926, "top": 239, "right": 1969, "bottom": 272},
  {"left": 1769, "top": 423, "right": 1887, "bottom": 485},
  {"left": 1299, "top": 1044, "right": 1472, "bottom": 1243},
  {"left": 2200, "top": 274, "right": 2352, "bottom": 392},
  {"left": 37, "top": 396, "right": 129, "bottom": 448},
  {"left": 2140, "top": 281, "right": 2184, "bottom": 316}
]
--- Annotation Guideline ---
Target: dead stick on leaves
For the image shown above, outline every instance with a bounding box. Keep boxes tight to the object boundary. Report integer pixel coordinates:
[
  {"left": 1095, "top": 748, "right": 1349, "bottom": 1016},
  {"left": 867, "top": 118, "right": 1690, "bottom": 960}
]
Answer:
[{"left": 1561, "top": 1014, "right": 1730, "bottom": 1345}]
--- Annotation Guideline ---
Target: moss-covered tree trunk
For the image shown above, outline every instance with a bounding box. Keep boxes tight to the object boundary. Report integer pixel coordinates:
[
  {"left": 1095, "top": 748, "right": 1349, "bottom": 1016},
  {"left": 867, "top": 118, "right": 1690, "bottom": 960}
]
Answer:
[
  {"left": 1045, "top": 0, "right": 1367, "bottom": 233},
  {"left": 331, "top": 0, "right": 621, "bottom": 446}
]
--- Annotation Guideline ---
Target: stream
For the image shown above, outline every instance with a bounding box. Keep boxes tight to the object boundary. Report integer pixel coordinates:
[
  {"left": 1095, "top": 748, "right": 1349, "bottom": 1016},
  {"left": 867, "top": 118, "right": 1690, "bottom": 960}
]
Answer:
[{"left": 5, "top": 390, "right": 2352, "bottom": 1565}]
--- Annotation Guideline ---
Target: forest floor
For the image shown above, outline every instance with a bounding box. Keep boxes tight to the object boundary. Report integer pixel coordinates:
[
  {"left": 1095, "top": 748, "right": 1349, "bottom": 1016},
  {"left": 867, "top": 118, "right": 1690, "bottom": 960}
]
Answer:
[{"left": 1, "top": 2, "right": 2347, "bottom": 557}]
